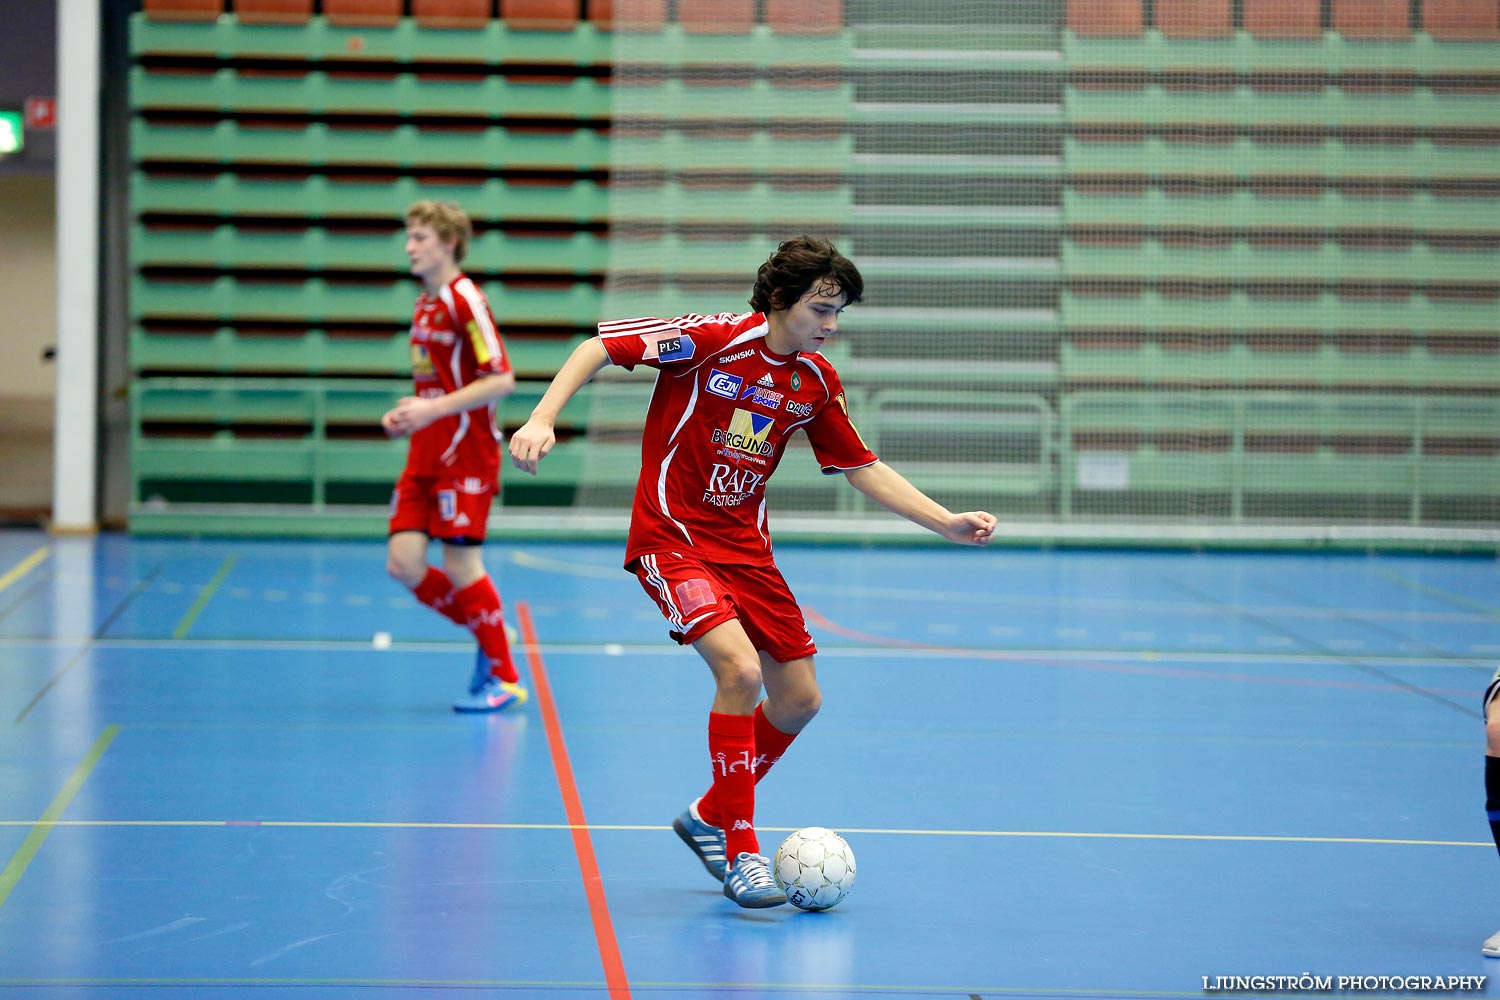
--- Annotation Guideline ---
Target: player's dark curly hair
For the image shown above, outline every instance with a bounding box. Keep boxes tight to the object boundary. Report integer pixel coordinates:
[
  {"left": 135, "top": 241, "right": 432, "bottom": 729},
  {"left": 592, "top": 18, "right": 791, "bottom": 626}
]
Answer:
[{"left": 749, "top": 236, "right": 863, "bottom": 313}]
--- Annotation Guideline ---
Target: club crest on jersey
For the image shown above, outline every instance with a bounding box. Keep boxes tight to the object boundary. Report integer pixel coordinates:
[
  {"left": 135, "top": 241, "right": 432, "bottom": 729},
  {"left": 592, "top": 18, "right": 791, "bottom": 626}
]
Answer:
[
  {"left": 410, "top": 343, "right": 436, "bottom": 377},
  {"left": 711, "top": 408, "right": 776, "bottom": 456},
  {"left": 705, "top": 369, "right": 744, "bottom": 400},
  {"left": 790, "top": 372, "right": 802, "bottom": 391},
  {"left": 739, "top": 383, "right": 784, "bottom": 411}
]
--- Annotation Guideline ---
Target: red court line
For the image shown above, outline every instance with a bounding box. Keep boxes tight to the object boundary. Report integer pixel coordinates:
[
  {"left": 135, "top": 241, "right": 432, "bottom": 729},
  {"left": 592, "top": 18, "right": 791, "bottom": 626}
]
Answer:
[{"left": 516, "top": 602, "right": 631, "bottom": 1000}]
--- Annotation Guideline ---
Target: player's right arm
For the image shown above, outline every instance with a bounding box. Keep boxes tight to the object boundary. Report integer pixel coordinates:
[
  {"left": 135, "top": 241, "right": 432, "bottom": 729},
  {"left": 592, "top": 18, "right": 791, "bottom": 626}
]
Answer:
[{"left": 508, "top": 337, "right": 612, "bottom": 475}]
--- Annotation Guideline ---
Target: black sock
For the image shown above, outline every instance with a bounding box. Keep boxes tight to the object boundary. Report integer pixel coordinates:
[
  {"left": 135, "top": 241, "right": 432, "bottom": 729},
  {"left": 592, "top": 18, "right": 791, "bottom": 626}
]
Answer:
[{"left": 1485, "top": 756, "right": 1500, "bottom": 856}]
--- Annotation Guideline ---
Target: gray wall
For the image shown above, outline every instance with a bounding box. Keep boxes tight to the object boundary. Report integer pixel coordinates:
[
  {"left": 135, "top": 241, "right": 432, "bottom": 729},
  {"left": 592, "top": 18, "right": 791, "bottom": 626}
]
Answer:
[{"left": 0, "top": 0, "right": 58, "bottom": 177}]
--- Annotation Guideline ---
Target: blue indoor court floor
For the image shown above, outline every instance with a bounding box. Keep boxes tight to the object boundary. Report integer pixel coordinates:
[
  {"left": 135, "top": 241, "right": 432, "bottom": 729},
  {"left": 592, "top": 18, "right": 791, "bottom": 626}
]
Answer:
[{"left": 1, "top": 527, "right": 1499, "bottom": 998}]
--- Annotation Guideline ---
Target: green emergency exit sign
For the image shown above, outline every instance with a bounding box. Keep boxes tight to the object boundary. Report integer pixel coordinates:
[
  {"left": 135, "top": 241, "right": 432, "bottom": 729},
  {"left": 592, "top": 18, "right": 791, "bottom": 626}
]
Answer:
[{"left": 0, "top": 112, "right": 23, "bottom": 154}]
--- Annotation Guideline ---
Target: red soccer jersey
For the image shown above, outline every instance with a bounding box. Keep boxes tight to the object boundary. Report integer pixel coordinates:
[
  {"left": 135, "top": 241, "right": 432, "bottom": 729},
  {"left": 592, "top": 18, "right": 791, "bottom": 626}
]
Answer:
[
  {"left": 402, "top": 274, "right": 512, "bottom": 477},
  {"left": 599, "top": 310, "right": 878, "bottom": 566}
]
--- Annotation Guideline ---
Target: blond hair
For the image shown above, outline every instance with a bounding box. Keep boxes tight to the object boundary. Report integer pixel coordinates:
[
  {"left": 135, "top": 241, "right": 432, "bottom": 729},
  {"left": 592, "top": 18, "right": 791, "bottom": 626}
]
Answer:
[{"left": 404, "top": 200, "right": 473, "bottom": 264}]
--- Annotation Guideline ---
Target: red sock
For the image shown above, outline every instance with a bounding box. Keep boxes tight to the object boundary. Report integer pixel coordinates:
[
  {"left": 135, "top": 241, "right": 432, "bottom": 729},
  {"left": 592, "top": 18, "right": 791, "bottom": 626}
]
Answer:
[
  {"left": 708, "top": 711, "right": 759, "bottom": 861},
  {"left": 412, "top": 567, "right": 468, "bottom": 628},
  {"left": 452, "top": 575, "right": 518, "bottom": 684},
  {"left": 699, "top": 703, "right": 799, "bottom": 829}
]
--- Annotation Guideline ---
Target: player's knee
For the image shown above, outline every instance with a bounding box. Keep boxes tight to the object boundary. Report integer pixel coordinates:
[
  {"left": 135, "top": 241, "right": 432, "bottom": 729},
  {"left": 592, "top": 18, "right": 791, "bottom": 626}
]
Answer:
[
  {"left": 717, "top": 654, "right": 764, "bottom": 704},
  {"left": 776, "top": 686, "right": 821, "bottom": 729},
  {"left": 386, "top": 554, "right": 423, "bottom": 587}
]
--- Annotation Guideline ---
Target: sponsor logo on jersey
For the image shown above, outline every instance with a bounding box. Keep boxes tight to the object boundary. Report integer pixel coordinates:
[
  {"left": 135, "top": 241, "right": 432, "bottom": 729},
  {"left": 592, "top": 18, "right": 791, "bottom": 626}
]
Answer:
[
  {"left": 438, "top": 489, "right": 457, "bottom": 521},
  {"left": 641, "top": 333, "right": 696, "bottom": 362},
  {"left": 657, "top": 335, "right": 695, "bottom": 362},
  {"left": 711, "top": 408, "right": 776, "bottom": 456},
  {"left": 705, "top": 368, "right": 744, "bottom": 400},
  {"left": 413, "top": 321, "right": 456, "bottom": 346},
  {"left": 739, "top": 384, "right": 784, "bottom": 410},
  {"left": 757, "top": 373, "right": 775, "bottom": 387},
  {"left": 457, "top": 477, "right": 488, "bottom": 495},
  {"left": 411, "top": 343, "right": 436, "bottom": 377},
  {"left": 717, "top": 348, "right": 755, "bottom": 364},
  {"left": 785, "top": 399, "right": 813, "bottom": 418},
  {"left": 703, "top": 463, "right": 766, "bottom": 507}
]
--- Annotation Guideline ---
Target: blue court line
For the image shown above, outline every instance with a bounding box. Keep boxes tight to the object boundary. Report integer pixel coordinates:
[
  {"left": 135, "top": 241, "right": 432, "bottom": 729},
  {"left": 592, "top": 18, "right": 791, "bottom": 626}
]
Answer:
[
  {"left": 1253, "top": 573, "right": 1487, "bottom": 666},
  {"left": 507, "top": 547, "right": 1500, "bottom": 625},
  {"left": 1159, "top": 576, "right": 1480, "bottom": 719},
  {"left": 0, "top": 725, "right": 120, "bottom": 910},
  {"left": 14, "top": 564, "right": 164, "bottom": 723}
]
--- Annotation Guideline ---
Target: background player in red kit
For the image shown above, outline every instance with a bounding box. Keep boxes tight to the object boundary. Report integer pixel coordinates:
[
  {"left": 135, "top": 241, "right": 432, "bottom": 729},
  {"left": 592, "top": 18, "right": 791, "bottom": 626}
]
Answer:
[
  {"left": 509, "top": 236, "right": 997, "bottom": 906},
  {"left": 383, "top": 200, "right": 527, "bottom": 713}
]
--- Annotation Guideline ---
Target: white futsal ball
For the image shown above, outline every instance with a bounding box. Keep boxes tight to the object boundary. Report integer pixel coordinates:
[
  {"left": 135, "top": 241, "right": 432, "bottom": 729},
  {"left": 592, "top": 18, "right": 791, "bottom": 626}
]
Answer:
[{"left": 773, "top": 827, "right": 856, "bottom": 911}]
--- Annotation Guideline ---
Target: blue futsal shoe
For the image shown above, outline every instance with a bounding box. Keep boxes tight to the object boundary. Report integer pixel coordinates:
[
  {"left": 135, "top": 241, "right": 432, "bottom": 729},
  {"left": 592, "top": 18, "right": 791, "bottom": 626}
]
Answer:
[
  {"left": 672, "top": 798, "right": 727, "bottom": 883},
  {"left": 453, "top": 677, "right": 528, "bottom": 713},
  {"left": 723, "top": 852, "right": 787, "bottom": 908},
  {"left": 466, "top": 646, "right": 493, "bottom": 697},
  {"left": 465, "top": 623, "right": 521, "bottom": 696}
]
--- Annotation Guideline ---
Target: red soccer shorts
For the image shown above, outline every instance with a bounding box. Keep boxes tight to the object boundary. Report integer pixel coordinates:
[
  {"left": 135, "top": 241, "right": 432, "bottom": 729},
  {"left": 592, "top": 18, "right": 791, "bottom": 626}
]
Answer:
[
  {"left": 629, "top": 551, "right": 818, "bottom": 663},
  {"left": 388, "top": 469, "right": 495, "bottom": 542}
]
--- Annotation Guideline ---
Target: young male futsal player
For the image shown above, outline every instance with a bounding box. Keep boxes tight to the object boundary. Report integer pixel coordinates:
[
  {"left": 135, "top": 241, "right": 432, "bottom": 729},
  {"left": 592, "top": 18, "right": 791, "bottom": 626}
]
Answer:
[
  {"left": 383, "top": 200, "right": 527, "bottom": 713},
  {"left": 508, "top": 236, "right": 997, "bottom": 906},
  {"left": 1483, "top": 670, "right": 1500, "bottom": 955}
]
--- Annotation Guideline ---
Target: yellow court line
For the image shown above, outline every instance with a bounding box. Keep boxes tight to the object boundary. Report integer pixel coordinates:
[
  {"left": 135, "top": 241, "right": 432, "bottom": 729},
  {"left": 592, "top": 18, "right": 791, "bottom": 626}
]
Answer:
[
  {"left": 0, "top": 979, "right": 1200, "bottom": 998},
  {"left": 0, "top": 818, "right": 1482, "bottom": 848},
  {"left": 172, "top": 554, "right": 238, "bottom": 639},
  {"left": 0, "top": 546, "right": 49, "bottom": 596},
  {"left": 0, "top": 979, "right": 1438, "bottom": 999},
  {"left": 0, "top": 725, "right": 120, "bottom": 910}
]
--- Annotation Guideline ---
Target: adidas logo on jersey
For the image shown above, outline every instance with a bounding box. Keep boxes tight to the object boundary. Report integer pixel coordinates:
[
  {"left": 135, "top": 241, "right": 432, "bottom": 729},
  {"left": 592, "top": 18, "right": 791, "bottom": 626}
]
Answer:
[
  {"left": 757, "top": 373, "right": 775, "bottom": 387},
  {"left": 731, "top": 819, "right": 754, "bottom": 831}
]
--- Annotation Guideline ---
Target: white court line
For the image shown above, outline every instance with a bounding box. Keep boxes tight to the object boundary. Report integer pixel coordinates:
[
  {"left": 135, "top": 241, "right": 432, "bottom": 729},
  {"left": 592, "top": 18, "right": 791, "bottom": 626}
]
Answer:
[
  {"left": 0, "top": 818, "right": 1481, "bottom": 849},
  {"left": 0, "top": 636, "right": 1489, "bottom": 668}
]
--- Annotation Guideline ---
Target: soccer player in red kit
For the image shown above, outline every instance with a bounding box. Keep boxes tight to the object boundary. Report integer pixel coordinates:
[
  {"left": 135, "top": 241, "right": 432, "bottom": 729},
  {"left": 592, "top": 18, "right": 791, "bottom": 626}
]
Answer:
[
  {"left": 509, "top": 236, "right": 996, "bottom": 906},
  {"left": 383, "top": 200, "right": 527, "bottom": 713}
]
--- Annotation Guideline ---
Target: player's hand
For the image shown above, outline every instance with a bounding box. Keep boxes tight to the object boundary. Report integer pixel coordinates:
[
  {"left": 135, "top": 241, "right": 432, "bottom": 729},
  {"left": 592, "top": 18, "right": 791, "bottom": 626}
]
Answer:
[
  {"left": 508, "top": 418, "right": 556, "bottom": 476},
  {"left": 945, "top": 511, "right": 997, "bottom": 546},
  {"left": 383, "top": 396, "right": 440, "bottom": 438}
]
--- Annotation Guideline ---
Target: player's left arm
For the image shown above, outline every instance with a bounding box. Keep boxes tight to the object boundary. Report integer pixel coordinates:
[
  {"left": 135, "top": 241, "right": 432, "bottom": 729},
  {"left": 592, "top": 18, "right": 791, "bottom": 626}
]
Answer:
[
  {"left": 843, "top": 461, "right": 997, "bottom": 546},
  {"left": 382, "top": 371, "right": 516, "bottom": 438}
]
